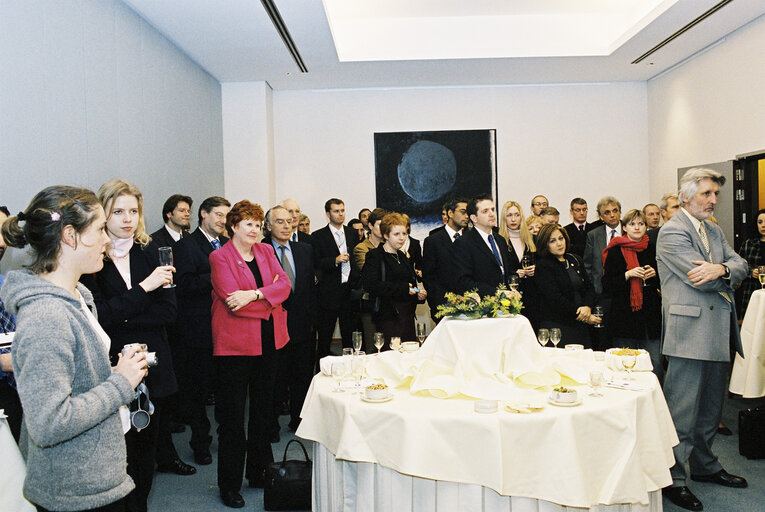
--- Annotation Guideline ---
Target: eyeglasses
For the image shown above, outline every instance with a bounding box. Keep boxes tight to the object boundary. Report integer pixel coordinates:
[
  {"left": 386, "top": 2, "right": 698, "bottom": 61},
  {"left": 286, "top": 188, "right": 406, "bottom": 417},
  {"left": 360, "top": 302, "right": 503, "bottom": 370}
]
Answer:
[{"left": 532, "top": 202, "right": 548, "bottom": 207}]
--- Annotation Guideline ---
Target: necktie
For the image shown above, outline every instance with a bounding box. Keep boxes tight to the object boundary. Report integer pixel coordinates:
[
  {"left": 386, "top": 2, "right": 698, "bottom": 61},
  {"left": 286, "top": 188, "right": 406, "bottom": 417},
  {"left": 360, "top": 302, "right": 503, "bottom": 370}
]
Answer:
[
  {"left": 279, "top": 245, "right": 296, "bottom": 290},
  {"left": 453, "top": 232, "right": 461, "bottom": 241},
  {"left": 488, "top": 234, "right": 503, "bottom": 269},
  {"left": 610, "top": 229, "right": 617, "bottom": 243},
  {"left": 334, "top": 230, "right": 350, "bottom": 283},
  {"left": 698, "top": 223, "right": 731, "bottom": 302},
  {"left": 291, "top": 232, "right": 298, "bottom": 243},
  {"left": 210, "top": 238, "right": 221, "bottom": 250},
  {"left": 578, "top": 224, "right": 584, "bottom": 232}
]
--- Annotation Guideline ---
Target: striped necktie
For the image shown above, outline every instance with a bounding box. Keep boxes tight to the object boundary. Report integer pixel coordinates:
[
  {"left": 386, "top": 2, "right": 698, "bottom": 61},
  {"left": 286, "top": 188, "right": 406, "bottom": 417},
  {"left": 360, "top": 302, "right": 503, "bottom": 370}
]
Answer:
[{"left": 698, "top": 223, "right": 731, "bottom": 303}]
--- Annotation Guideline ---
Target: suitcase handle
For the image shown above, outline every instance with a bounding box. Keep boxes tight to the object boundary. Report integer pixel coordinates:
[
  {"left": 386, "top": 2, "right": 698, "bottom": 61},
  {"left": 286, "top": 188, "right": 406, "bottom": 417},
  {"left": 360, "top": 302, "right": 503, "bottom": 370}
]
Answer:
[{"left": 280, "top": 439, "right": 311, "bottom": 464}]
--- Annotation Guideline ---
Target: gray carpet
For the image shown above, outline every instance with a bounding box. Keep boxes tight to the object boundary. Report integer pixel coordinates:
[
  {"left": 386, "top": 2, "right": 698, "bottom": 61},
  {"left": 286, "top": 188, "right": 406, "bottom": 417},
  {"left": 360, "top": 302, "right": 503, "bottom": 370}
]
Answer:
[{"left": 149, "top": 397, "right": 765, "bottom": 512}]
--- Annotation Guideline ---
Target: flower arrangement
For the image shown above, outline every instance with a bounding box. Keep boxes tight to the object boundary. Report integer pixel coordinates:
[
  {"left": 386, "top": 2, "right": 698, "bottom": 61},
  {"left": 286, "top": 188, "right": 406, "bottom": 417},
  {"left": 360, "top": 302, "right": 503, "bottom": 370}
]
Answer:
[{"left": 436, "top": 285, "right": 523, "bottom": 319}]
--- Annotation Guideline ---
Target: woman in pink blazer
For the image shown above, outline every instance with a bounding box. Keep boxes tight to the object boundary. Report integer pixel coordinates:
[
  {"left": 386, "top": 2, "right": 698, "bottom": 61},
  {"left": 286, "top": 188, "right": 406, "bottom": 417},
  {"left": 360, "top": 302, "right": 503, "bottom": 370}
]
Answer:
[{"left": 209, "top": 200, "right": 290, "bottom": 509}]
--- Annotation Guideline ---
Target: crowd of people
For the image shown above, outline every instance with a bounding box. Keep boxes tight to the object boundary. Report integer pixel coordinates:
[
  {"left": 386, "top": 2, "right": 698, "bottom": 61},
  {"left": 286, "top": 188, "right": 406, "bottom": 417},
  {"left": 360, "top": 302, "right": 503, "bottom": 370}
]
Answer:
[{"left": 0, "top": 167, "right": 760, "bottom": 511}]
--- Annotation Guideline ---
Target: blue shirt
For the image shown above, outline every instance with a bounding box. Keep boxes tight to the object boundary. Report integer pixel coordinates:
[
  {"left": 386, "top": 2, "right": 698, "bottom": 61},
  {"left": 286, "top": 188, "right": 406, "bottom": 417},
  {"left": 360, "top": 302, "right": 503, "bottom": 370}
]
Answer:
[{"left": 270, "top": 240, "right": 296, "bottom": 277}]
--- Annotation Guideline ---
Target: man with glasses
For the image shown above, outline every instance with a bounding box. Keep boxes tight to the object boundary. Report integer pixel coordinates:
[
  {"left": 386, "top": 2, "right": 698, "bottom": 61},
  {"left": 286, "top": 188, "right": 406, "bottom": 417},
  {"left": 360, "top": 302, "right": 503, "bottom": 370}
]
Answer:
[
  {"left": 530, "top": 195, "right": 549, "bottom": 216},
  {"left": 564, "top": 198, "right": 593, "bottom": 257}
]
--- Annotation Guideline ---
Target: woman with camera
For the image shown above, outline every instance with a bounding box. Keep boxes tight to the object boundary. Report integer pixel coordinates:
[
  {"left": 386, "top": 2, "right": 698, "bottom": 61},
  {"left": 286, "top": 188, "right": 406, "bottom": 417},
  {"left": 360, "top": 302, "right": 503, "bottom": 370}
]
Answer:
[
  {"left": 79, "top": 179, "right": 183, "bottom": 512},
  {"left": 0, "top": 186, "right": 148, "bottom": 512}
]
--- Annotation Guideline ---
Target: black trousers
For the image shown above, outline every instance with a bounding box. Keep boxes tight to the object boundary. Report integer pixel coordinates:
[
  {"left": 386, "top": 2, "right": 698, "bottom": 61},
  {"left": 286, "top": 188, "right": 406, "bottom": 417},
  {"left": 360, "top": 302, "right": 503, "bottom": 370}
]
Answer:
[
  {"left": 0, "top": 379, "right": 22, "bottom": 442},
  {"left": 316, "top": 288, "right": 357, "bottom": 363},
  {"left": 214, "top": 353, "right": 277, "bottom": 492},
  {"left": 154, "top": 392, "right": 181, "bottom": 465},
  {"left": 35, "top": 498, "right": 126, "bottom": 512},
  {"left": 174, "top": 344, "right": 213, "bottom": 452},
  {"left": 274, "top": 339, "right": 316, "bottom": 427},
  {"left": 124, "top": 397, "right": 166, "bottom": 512}
]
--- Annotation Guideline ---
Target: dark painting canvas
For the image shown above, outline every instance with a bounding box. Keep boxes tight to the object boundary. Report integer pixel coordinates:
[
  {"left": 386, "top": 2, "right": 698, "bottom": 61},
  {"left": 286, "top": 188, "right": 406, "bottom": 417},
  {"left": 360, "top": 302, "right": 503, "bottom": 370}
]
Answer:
[{"left": 374, "top": 129, "right": 497, "bottom": 239}]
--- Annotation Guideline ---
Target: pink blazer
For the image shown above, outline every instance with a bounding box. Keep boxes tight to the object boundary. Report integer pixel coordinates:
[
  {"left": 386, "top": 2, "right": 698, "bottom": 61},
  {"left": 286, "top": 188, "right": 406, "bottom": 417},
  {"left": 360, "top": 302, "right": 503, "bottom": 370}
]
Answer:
[{"left": 210, "top": 240, "right": 291, "bottom": 356}]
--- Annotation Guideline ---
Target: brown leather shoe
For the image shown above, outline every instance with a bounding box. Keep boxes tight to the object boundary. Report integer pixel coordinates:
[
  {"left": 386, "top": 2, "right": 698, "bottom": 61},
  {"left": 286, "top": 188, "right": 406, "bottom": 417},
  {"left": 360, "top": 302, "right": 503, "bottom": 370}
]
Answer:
[{"left": 663, "top": 486, "right": 703, "bottom": 511}]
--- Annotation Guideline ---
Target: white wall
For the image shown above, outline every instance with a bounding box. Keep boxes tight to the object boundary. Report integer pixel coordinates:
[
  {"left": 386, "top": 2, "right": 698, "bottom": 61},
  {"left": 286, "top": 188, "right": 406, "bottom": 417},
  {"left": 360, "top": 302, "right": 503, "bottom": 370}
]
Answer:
[
  {"left": 1, "top": 0, "right": 223, "bottom": 271},
  {"left": 253, "top": 82, "right": 650, "bottom": 229},
  {"left": 647, "top": 14, "right": 765, "bottom": 200}
]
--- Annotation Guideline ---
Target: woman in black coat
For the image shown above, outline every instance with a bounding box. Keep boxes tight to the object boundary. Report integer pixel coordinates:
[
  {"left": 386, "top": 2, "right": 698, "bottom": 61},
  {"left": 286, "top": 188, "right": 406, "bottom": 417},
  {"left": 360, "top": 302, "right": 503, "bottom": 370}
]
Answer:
[
  {"left": 601, "top": 209, "right": 662, "bottom": 381},
  {"left": 534, "top": 224, "right": 601, "bottom": 347},
  {"left": 80, "top": 179, "right": 184, "bottom": 512},
  {"left": 361, "top": 213, "right": 427, "bottom": 347}
]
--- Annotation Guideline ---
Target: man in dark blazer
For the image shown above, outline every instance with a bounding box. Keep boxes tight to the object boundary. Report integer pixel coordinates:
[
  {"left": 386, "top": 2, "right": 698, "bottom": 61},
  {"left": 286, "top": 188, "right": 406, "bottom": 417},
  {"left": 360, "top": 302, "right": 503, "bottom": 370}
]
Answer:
[
  {"left": 453, "top": 194, "right": 517, "bottom": 297},
  {"left": 281, "top": 198, "right": 312, "bottom": 244},
  {"left": 563, "top": 197, "right": 594, "bottom": 258},
  {"left": 422, "top": 198, "right": 468, "bottom": 322},
  {"left": 173, "top": 196, "right": 230, "bottom": 465},
  {"left": 265, "top": 206, "right": 316, "bottom": 432},
  {"left": 312, "top": 198, "right": 360, "bottom": 363},
  {"left": 657, "top": 169, "right": 748, "bottom": 511},
  {"left": 583, "top": 196, "right": 623, "bottom": 298},
  {"left": 150, "top": 194, "right": 193, "bottom": 248}
]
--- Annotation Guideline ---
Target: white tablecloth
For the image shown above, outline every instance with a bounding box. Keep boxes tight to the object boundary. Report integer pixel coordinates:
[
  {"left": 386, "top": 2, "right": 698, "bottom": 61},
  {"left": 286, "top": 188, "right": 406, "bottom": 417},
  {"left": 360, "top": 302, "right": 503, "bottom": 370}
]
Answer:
[
  {"left": 730, "top": 289, "right": 765, "bottom": 397},
  {"left": 299, "top": 318, "right": 678, "bottom": 509},
  {"left": 0, "top": 418, "right": 35, "bottom": 512}
]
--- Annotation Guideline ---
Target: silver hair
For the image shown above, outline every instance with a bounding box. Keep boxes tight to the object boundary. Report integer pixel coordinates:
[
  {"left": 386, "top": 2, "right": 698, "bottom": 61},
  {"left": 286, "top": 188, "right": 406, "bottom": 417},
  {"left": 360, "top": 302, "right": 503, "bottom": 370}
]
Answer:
[
  {"left": 678, "top": 168, "right": 725, "bottom": 205},
  {"left": 659, "top": 192, "right": 678, "bottom": 210},
  {"left": 264, "top": 204, "right": 289, "bottom": 227},
  {"left": 596, "top": 196, "right": 621, "bottom": 216}
]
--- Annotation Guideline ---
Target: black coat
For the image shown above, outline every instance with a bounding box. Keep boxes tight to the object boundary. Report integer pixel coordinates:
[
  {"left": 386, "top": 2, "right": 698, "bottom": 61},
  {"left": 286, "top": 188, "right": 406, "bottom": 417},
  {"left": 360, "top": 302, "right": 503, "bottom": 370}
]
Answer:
[
  {"left": 311, "top": 225, "right": 360, "bottom": 305},
  {"left": 361, "top": 246, "right": 420, "bottom": 322},
  {"left": 535, "top": 253, "right": 596, "bottom": 329},
  {"left": 406, "top": 236, "right": 423, "bottom": 272},
  {"left": 453, "top": 227, "right": 517, "bottom": 296},
  {"left": 150, "top": 225, "right": 187, "bottom": 249},
  {"left": 268, "top": 240, "right": 316, "bottom": 343},
  {"left": 173, "top": 228, "right": 228, "bottom": 349},
  {"left": 601, "top": 242, "right": 662, "bottom": 340},
  {"left": 563, "top": 222, "right": 595, "bottom": 258},
  {"left": 80, "top": 241, "right": 178, "bottom": 398},
  {"left": 422, "top": 228, "right": 458, "bottom": 314}
]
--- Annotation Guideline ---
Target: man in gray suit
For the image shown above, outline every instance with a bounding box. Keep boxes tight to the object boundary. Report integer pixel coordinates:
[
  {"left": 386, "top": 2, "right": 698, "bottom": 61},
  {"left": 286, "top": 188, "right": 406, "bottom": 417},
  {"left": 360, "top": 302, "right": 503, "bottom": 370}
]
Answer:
[
  {"left": 657, "top": 168, "right": 748, "bottom": 511},
  {"left": 583, "top": 196, "right": 623, "bottom": 298}
]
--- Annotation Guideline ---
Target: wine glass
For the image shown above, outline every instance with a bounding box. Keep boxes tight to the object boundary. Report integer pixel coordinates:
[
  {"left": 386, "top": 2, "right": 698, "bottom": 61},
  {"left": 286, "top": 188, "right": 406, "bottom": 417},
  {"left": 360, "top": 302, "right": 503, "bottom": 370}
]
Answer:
[
  {"left": 537, "top": 328, "right": 549, "bottom": 347},
  {"left": 373, "top": 334, "right": 384, "bottom": 354},
  {"left": 331, "top": 361, "right": 348, "bottom": 392},
  {"left": 550, "top": 328, "right": 561, "bottom": 348},
  {"left": 621, "top": 354, "right": 637, "bottom": 381},
  {"left": 508, "top": 274, "right": 520, "bottom": 290},
  {"left": 588, "top": 370, "right": 603, "bottom": 397},
  {"left": 592, "top": 306, "right": 604, "bottom": 328},
  {"left": 416, "top": 322, "right": 427, "bottom": 345},
  {"left": 521, "top": 255, "right": 534, "bottom": 278},
  {"left": 758, "top": 266, "right": 765, "bottom": 289},
  {"left": 342, "top": 347, "right": 353, "bottom": 359},
  {"left": 352, "top": 331, "right": 363, "bottom": 354},
  {"left": 157, "top": 247, "right": 175, "bottom": 288},
  {"left": 390, "top": 336, "right": 401, "bottom": 352},
  {"left": 351, "top": 355, "right": 365, "bottom": 393}
]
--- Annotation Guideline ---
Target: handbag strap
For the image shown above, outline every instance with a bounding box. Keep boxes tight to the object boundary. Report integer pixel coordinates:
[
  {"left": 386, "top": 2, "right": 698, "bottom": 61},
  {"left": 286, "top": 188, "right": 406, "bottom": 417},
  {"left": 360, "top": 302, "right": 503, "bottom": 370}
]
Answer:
[{"left": 281, "top": 439, "right": 311, "bottom": 463}]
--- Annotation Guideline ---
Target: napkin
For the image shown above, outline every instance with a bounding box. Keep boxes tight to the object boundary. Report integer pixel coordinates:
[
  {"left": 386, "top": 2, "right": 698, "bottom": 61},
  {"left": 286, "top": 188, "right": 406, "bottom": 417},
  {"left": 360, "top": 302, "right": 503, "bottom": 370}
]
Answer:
[
  {"left": 319, "top": 355, "right": 346, "bottom": 376},
  {"left": 605, "top": 380, "right": 651, "bottom": 391}
]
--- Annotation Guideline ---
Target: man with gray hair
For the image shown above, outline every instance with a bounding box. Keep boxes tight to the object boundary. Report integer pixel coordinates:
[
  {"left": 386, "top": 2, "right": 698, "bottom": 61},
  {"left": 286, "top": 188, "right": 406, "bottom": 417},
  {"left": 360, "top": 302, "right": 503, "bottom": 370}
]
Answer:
[
  {"left": 657, "top": 168, "right": 748, "bottom": 511},
  {"left": 584, "top": 196, "right": 623, "bottom": 297},
  {"left": 648, "top": 193, "right": 681, "bottom": 245},
  {"left": 281, "top": 198, "right": 312, "bottom": 243}
]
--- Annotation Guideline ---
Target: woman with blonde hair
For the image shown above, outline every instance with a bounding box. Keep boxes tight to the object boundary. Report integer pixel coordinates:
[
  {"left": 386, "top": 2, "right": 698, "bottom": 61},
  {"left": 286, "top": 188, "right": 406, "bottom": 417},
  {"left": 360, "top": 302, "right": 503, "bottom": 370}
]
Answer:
[
  {"left": 499, "top": 201, "right": 539, "bottom": 328},
  {"left": 525, "top": 215, "right": 543, "bottom": 237},
  {"left": 80, "top": 179, "right": 182, "bottom": 512}
]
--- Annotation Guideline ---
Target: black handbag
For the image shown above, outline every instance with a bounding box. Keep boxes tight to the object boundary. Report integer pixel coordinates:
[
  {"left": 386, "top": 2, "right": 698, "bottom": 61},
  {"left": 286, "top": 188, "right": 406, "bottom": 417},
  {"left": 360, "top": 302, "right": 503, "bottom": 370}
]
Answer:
[
  {"left": 738, "top": 406, "right": 765, "bottom": 459},
  {"left": 264, "top": 439, "right": 312, "bottom": 511}
]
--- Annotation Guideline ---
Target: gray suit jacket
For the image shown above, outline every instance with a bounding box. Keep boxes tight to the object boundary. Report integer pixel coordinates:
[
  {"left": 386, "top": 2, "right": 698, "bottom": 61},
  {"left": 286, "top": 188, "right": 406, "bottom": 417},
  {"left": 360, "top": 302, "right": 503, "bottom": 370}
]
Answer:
[
  {"left": 656, "top": 210, "right": 747, "bottom": 362},
  {"left": 583, "top": 225, "right": 610, "bottom": 296}
]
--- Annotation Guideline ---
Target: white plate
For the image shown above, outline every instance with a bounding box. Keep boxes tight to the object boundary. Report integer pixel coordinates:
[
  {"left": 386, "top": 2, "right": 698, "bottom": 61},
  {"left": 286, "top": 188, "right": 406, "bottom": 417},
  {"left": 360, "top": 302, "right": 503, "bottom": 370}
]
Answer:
[
  {"left": 361, "top": 394, "right": 393, "bottom": 403},
  {"left": 547, "top": 397, "right": 583, "bottom": 407}
]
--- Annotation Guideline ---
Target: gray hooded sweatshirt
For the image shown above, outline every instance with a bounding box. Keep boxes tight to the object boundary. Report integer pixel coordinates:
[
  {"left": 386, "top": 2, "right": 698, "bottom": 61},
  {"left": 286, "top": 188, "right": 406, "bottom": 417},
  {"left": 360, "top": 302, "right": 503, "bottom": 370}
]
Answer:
[{"left": 0, "top": 270, "right": 135, "bottom": 511}]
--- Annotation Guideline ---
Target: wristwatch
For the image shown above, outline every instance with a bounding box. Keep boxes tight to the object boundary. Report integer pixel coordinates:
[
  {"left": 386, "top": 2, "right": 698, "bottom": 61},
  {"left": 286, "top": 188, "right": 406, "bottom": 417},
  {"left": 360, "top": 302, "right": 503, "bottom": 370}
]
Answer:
[{"left": 721, "top": 264, "right": 730, "bottom": 279}]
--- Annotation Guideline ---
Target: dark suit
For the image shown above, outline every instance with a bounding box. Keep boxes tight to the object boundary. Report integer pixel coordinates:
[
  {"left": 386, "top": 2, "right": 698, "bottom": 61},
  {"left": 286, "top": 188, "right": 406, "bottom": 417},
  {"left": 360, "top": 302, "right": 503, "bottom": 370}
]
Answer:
[
  {"left": 270, "top": 240, "right": 316, "bottom": 429},
  {"left": 312, "top": 225, "right": 360, "bottom": 361},
  {"left": 422, "top": 228, "right": 460, "bottom": 321},
  {"left": 150, "top": 225, "right": 184, "bottom": 249},
  {"left": 287, "top": 230, "right": 312, "bottom": 245},
  {"left": 564, "top": 222, "right": 594, "bottom": 258},
  {"left": 173, "top": 228, "right": 228, "bottom": 454},
  {"left": 406, "top": 236, "right": 423, "bottom": 272},
  {"left": 80, "top": 241, "right": 177, "bottom": 512},
  {"left": 453, "top": 227, "right": 517, "bottom": 296}
]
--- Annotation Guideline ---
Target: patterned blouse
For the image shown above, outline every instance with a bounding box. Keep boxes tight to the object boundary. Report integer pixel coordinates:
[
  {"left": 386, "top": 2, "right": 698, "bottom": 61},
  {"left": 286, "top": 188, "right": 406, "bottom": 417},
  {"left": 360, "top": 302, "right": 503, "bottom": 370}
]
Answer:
[{"left": 738, "top": 237, "right": 765, "bottom": 316}]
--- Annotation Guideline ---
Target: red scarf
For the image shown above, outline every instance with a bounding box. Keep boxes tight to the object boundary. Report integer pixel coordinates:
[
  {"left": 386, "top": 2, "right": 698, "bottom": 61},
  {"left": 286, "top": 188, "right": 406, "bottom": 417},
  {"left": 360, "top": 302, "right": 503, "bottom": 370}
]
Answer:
[{"left": 602, "top": 234, "right": 649, "bottom": 311}]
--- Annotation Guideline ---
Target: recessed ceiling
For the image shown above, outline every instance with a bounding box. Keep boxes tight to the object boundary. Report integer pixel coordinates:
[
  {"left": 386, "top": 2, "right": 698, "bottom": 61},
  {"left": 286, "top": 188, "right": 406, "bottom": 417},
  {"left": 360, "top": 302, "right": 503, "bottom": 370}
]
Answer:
[
  {"left": 323, "top": 0, "right": 679, "bottom": 61},
  {"left": 121, "top": 0, "right": 765, "bottom": 90}
]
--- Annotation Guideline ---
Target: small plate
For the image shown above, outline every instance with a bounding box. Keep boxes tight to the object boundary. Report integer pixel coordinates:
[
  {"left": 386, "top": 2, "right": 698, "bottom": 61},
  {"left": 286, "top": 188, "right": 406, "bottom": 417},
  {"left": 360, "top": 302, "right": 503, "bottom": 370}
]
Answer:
[
  {"left": 361, "top": 394, "right": 393, "bottom": 403},
  {"left": 547, "top": 397, "right": 582, "bottom": 407}
]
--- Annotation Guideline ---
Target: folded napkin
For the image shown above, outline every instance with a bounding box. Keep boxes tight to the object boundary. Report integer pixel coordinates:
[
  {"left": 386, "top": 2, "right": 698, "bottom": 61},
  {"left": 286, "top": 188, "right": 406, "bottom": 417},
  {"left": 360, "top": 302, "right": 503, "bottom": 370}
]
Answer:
[
  {"left": 605, "top": 380, "right": 651, "bottom": 392},
  {"left": 319, "top": 355, "right": 345, "bottom": 376}
]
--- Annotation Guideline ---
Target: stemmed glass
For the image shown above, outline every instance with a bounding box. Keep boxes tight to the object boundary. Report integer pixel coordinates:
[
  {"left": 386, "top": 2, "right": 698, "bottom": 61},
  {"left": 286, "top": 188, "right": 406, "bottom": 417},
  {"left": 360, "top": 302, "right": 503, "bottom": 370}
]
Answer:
[
  {"left": 621, "top": 354, "right": 637, "bottom": 381},
  {"left": 342, "top": 347, "right": 353, "bottom": 359},
  {"left": 157, "top": 247, "right": 175, "bottom": 288},
  {"left": 390, "top": 336, "right": 401, "bottom": 352},
  {"left": 537, "top": 328, "right": 549, "bottom": 347},
  {"left": 416, "top": 322, "right": 427, "bottom": 345},
  {"left": 352, "top": 331, "right": 363, "bottom": 355},
  {"left": 758, "top": 266, "right": 765, "bottom": 289},
  {"left": 508, "top": 274, "right": 520, "bottom": 291},
  {"left": 351, "top": 353, "right": 365, "bottom": 393},
  {"left": 592, "top": 306, "right": 604, "bottom": 328},
  {"left": 521, "top": 254, "right": 534, "bottom": 278},
  {"left": 331, "top": 361, "right": 348, "bottom": 392},
  {"left": 588, "top": 370, "right": 603, "bottom": 397},
  {"left": 373, "top": 334, "right": 384, "bottom": 354},
  {"left": 550, "top": 328, "right": 562, "bottom": 348}
]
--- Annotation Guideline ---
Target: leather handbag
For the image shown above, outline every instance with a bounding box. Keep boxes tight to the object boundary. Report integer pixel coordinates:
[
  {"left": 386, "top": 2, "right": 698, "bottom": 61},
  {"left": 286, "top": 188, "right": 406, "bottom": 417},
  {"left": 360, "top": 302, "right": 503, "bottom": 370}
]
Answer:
[
  {"left": 739, "top": 406, "right": 765, "bottom": 459},
  {"left": 264, "top": 439, "right": 312, "bottom": 511}
]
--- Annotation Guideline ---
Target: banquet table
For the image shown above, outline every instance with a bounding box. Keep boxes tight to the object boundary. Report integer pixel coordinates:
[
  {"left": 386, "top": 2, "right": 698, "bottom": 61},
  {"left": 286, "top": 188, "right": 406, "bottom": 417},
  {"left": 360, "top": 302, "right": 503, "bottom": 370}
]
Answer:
[
  {"left": 729, "top": 288, "right": 765, "bottom": 397},
  {"left": 297, "top": 316, "right": 678, "bottom": 512},
  {"left": 0, "top": 417, "right": 35, "bottom": 512}
]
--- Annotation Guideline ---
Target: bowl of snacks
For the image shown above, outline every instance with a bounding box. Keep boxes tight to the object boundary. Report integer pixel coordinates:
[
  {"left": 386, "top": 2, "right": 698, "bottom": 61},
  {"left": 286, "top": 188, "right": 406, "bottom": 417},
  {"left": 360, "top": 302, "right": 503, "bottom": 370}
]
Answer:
[
  {"left": 550, "top": 386, "right": 578, "bottom": 404},
  {"left": 364, "top": 383, "right": 390, "bottom": 401}
]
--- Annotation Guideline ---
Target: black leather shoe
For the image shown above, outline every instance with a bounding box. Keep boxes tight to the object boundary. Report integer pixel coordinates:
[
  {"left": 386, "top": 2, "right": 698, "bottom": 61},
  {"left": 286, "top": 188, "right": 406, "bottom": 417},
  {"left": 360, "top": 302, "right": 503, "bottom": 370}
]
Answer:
[
  {"left": 220, "top": 490, "right": 245, "bottom": 508},
  {"left": 663, "top": 486, "right": 703, "bottom": 511},
  {"left": 717, "top": 425, "right": 733, "bottom": 436},
  {"left": 691, "top": 469, "right": 748, "bottom": 488},
  {"left": 157, "top": 458, "right": 197, "bottom": 475},
  {"left": 193, "top": 449, "right": 213, "bottom": 465}
]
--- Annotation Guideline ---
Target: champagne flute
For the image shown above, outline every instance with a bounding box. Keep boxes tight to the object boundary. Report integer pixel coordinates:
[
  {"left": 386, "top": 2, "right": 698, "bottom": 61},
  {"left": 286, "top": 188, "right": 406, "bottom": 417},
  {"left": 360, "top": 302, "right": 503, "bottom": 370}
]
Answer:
[
  {"left": 373, "top": 334, "right": 384, "bottom": 354},
  {"left": 331, "top": 361, "right": 347, "bottom": 392},
  {"left": 157, "top": 246, "right": 175, "bottom": 288},
  {"left": 588, "top": 370, "right": 603, "bottom": 397},
  {"left": 509, "top": 274, "right": 520, "bottom": 291},
  {"left": 416, "top": 322, "right": 427, "bottom": 345},
  {"left": 622, "top": 354, "right": 636, "bottom": 381},
  {"left": 537, "top": 328, "right": 549, "bottom": 347},
  {"left": 352, "top": 331, "right": 363, "bottom": 355},
  {"left": 521, "top": 255, "right": 533, "bottom": 278},
  {"left": 351, "top": 355, "right": 365, "bottom": 394},
  {"left": 758, "top": 266, "right": 765, "bottom": 289},
  {"left": 592, "top": 306, "right": 604, "bottom": 328},
  {"left": 550, "top": 328, "right": 561, "bottom": 348}
]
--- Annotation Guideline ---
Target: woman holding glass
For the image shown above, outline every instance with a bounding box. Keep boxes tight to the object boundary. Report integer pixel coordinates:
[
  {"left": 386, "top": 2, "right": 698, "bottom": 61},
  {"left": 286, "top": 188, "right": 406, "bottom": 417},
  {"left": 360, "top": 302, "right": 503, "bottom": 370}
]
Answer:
[
  {"left": 80, "top": 179, "right": 182, "bottom": 512},
  {"left": 209, "top": 200, "right": 290, "bottom": 509},
  {"left": 499, "top": 201, "right": 539, "bottom": 329},
  {"left": 1, "top": 186, "right": 147, "bottom": 512},
  {"left": 601, "top": 209, "right": 662, "bottom": 381},
  {"left": 738, "top": 208, "right": 765, "bottom": 316},
  {"left": 535, "top": 224, "right": 600, "bottom": 346},
  {"left": 361, "top": 213, "right": 426, "bottom": 348}
]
